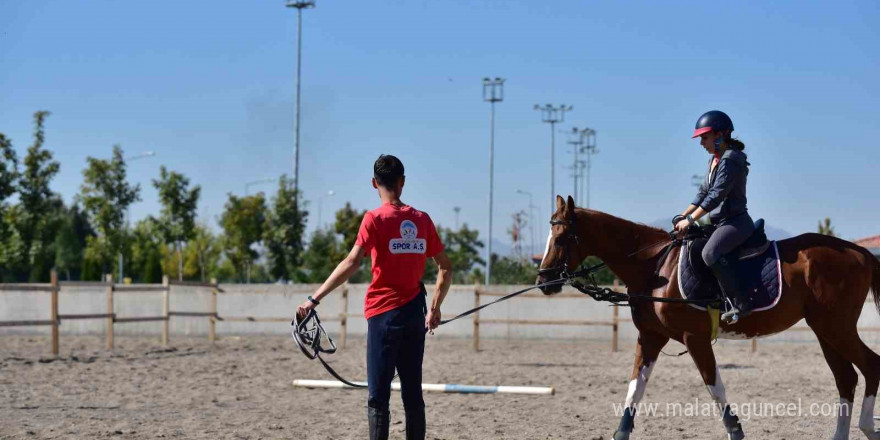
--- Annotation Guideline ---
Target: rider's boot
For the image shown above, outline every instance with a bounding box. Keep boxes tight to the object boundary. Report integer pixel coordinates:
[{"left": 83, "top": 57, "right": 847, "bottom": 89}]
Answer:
[
  {"left": 368, "top": 407, "right": 390, "bottom": 440},
  {"left": 710, "top": 256, "right": 752, "bottom": 324}
]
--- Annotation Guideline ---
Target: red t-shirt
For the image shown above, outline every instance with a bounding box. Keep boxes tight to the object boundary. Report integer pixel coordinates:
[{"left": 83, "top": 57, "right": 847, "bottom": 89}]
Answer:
[{"left": 355, "top": 203, "right": 444, "bottom": 319}]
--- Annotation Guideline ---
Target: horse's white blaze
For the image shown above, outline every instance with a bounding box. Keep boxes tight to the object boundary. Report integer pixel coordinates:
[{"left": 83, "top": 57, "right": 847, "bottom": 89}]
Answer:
[
  {"left": 540, "top": 230, "right": 553, "bottom": 267},
  {"left": 624, "top": 362, "right": 654, "bottom": 408},
  {"left": 705, "top": 367, "right": 728, "bottom": 408},
  {"left": 833, "top": 398, "right": 853, "bottom": 440},
  {"left": 858, "top": 395, "right": 879, "bottom": 438}
]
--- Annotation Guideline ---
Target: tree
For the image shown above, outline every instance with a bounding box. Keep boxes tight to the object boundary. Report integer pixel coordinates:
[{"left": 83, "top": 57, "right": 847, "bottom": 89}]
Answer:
[
  {"left": 219, "top": 193, "right": 267, "bottom": 282},
  {"left": 303, "top": 229, "right": 340, "bottom": 283},
  {"left": 422, "top": 224, "right": 485, "bottom": 283},
  {"left": 818, "top": 218, "right": 836, "bottom": 237},
  {"left": 184, "top": 223, "right": 222, "bottom": 282},
  {"left": 9, "top": 111, "right": 63, "bottom": 281},
  {"left": 152, "top": 166, "right": 200, "bottom": 281},
  {"left": 263, "top": 175, "right": 307, "bottom": 282},
  {"left": 0, "top": 133, "right": 19, "bottom": 280},
  {"left": 129, "top": 218, "right": 164, "bottom": 283},
  {"left": 489, "top": 254, "right": 536, "bottom": 285},
  {"left": 54, "top": 203, "right": 94, "bottom": 280},
  {"left": 79, "top": 145, "right": 141, "bottom": 278},
  {"left": 333, "top": 202, "right": 369, "bottom": 282}
]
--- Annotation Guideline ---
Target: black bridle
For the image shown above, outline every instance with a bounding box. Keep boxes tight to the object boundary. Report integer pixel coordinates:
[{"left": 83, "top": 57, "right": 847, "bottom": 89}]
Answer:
[{"left": 537, "top": 218, "right": 582, "bottom": 280}]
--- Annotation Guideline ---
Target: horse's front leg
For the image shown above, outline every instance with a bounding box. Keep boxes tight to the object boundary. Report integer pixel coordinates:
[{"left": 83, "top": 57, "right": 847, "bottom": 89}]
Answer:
[
  {"left": 683, "top": 333, "right": 745, "bottom": 440},
  {"left": 611, "top": 331, "right": 669, "bottom": 440}
]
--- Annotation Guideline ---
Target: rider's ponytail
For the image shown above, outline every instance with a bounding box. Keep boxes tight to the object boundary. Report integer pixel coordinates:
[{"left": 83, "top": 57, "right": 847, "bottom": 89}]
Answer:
[{"left": 727, "top": 137, "right": 745, "bottom": 151}]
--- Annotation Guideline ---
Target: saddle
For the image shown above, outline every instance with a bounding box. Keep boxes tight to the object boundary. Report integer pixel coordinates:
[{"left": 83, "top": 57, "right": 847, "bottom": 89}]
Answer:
[
  {"left": 686, "top": 218, "right": 770, "bottom": 264},
  {"left": 678, "top": 218, "right": 782, "bottom": 313}
]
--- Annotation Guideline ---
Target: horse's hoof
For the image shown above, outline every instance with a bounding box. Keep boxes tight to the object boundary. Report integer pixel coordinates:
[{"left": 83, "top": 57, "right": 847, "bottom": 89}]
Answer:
[
  {"left": 728, "top": 430, "right": 745, "bottom": 440},
  {"left": 611, "top": 431, "right": 631, "bottom": 440}
]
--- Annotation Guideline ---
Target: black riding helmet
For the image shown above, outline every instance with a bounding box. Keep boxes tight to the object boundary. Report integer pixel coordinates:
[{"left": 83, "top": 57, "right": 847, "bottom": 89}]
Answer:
[{"left": 692, "top": 110, "right": 734, "bottom": 138}]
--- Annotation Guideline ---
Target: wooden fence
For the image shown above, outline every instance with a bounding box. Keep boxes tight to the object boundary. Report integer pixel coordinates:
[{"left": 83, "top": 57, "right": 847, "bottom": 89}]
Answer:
[{"left": 5, "top": 274, "right": 880, "bottom": 355}]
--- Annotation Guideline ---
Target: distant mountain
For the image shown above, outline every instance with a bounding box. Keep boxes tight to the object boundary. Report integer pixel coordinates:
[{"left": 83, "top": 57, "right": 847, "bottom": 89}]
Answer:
[{"left": 648, "top": 217, "right": 793, "bottom": 240}]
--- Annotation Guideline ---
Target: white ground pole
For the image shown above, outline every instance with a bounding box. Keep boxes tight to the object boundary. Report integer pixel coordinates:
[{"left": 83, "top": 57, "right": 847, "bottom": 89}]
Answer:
[
  {"left": 292, "top": 380, "right": 555, "bottom": 395},
  {"left": 623, "top": 362, "right": 655, "bottom": 409}
]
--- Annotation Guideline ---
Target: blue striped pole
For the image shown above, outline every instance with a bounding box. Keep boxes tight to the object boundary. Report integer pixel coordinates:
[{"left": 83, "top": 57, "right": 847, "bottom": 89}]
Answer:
[{"left": 292, "top": 379, "right": 555, "bottom": 395}]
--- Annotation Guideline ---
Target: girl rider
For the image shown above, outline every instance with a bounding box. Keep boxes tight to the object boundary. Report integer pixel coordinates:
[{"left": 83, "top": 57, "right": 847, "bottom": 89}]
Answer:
[{"left": 674, "top": 110, "right": 754, "bottom": 324}]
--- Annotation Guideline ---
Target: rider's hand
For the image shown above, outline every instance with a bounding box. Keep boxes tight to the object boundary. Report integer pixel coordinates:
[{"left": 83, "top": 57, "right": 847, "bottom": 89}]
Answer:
[
  {"left": 425, "top": 308, "right": 441, "bottom": 335},
  {"left": 296, "top": 300, "right": 317, "bottom": 320},
  {"left": 674, "top": 218, "right": 692, "bottom": 234}
]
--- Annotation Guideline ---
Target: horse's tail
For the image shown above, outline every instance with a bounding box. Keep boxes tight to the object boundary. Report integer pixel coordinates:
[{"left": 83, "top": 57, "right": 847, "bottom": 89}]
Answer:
[{"left": 873, "top": 255, "right": 880, "bottom": 318}]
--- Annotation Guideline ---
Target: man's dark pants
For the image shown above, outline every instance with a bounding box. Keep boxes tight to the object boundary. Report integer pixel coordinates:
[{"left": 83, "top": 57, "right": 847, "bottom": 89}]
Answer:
[{"left": 366, "top": 288, "right": 426, "bottom": 440}]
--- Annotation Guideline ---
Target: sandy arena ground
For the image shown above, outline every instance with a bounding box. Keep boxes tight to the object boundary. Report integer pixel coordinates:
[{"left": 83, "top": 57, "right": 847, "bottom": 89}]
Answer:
[{"left": 0, "top": 334, "right": 872, "bottom": 439}]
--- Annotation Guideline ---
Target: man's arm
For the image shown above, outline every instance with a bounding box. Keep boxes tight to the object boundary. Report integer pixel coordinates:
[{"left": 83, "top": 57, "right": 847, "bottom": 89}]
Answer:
[
  {"left": 296, "top": 245, "right": 365, "bottom": 318},
  {"left": 426, "top": 251, "right": 453, "bottom": 332}
]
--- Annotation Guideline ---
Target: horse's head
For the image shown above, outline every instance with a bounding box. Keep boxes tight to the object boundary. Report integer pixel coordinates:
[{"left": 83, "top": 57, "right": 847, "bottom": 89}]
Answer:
[{"left": 536, "top": 195, "right": 587, "bottom": 295}]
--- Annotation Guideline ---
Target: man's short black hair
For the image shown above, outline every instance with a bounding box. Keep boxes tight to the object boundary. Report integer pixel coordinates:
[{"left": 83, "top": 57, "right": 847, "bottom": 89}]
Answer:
[{"left": 374, "top": 154, "right": 405, "bottom": 188}]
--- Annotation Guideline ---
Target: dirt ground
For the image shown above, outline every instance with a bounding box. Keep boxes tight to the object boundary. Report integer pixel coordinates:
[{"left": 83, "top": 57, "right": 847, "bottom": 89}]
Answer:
[{"left": 0, "top": 334, "right": 871, "bottom": 439}]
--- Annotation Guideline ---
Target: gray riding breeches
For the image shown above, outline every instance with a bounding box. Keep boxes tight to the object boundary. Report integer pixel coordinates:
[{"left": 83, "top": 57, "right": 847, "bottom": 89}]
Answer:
[{"left": 701, "top": 213, "right": 755, "bottom": 266}]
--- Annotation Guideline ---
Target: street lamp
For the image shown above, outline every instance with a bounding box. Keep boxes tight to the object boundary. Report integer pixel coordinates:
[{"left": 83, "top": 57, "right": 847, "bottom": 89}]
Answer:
[
  {"left": 245, "top": 178, "right": 277, "bottom": 196},
  {"left": 317, "top": 189, "right": 335, "bottom": 230},
  {"left": 516, "top": 189, "right": 536, "bottom": 259},
  {"left": 120, "top": 151, "right": 157, "bottom": 282},
  {"left": 483, "top": 77, "right": 504, "bottom": 286},
  {"left": 534, "top": 104, "right": 572, "bottom": 213},
  {"left": 453, "top": 206, "right": 461, "bottom": 230},
  {"left": 286, "top": 0, "right": 316, "bottom": 197}
]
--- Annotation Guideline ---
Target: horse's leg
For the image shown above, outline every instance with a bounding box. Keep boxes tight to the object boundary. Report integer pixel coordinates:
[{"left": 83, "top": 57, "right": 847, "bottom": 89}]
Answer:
[
  {"left": 813, "top": 336, "right": 858, "bottom": 440},
  {"left": 823, "top": 333, "right": 880, "bottom": 440},
  {"left": 611, "top": 331, "right": 669, "bottom": 440},
  {"left": 683, "top": 333, "right": 745, "bottom": 440},
  {"left": 809, "top": 309, "right": 880, "bottom": 439}
]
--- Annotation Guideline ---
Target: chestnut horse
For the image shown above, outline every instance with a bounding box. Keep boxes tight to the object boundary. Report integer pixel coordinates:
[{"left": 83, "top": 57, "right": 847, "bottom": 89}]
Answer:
[{"left": 537, "top": 196, "right": 880, "bottom": 440}]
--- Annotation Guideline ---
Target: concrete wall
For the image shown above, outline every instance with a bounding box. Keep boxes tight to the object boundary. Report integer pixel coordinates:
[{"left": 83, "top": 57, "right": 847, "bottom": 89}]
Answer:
[{"left": 3, "top": 283, "right": 880, "bottom": 346}]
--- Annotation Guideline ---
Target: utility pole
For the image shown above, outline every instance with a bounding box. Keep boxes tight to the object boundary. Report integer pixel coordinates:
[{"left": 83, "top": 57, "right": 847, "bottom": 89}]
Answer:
[
  {"left": 483, "top": 77, "right": 504, "bottom": 286},
  {"left": 516, "top": 189, "right": 536, "bottom": 258},
  {"left": 580, "top": 129, "right": 598, "bottom": 209},
  {"left": 534, "top": 104, "right": 572, "bottom": 213},
  {"left": 566, "top": 127, "right": 584, "bottom": 204},
  {"left": 286, "top": 1, "right": 316, "bottom": 197}
]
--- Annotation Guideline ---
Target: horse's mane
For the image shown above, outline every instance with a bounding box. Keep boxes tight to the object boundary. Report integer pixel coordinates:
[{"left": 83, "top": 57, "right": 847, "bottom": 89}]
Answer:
[{"left": 574, "top": 208, "right": 670, "bottom": 259}]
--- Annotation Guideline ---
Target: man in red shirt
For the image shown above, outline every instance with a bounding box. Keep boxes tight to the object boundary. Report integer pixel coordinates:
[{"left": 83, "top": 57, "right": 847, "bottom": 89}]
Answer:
[{"left": 297, "top": 154, "right": 453, "bottom": 440}]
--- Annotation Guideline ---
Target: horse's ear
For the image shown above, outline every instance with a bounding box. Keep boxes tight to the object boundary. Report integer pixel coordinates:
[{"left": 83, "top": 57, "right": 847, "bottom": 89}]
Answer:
[
  {"left": 564, "top": 195, "right": 576, "bottom": 219},
  {"left": 555, "top": 195, "right": 565, "bottom": 213}
]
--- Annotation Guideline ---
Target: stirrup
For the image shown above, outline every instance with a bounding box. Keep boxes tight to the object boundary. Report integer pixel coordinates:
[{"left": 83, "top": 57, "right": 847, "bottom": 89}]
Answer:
[{"left": 721, "top": 309, "right": 740, "bottom": 324}]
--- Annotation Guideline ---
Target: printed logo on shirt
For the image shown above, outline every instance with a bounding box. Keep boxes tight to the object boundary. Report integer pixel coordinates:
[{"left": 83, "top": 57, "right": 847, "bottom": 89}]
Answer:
[{"left": 389, "top": 220, "right": 426, "bottom": 254}]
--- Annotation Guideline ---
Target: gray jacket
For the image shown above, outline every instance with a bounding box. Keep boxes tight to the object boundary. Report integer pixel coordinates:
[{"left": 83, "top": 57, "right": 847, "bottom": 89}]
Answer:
[{"left": 691, "top": 149, "right": 750, "bottom": 224}]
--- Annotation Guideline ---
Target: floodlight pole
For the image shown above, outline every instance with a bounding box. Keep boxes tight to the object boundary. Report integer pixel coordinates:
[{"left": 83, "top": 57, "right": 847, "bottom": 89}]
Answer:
[
  {"left": 483, "top": 77, "right": 504, "bottom": 286},
  {"left": 534, "top": 104, "right": 572, "bottom": 213},
  {"left": 286, "top": 1, "right": 316, "bottom": 197}
]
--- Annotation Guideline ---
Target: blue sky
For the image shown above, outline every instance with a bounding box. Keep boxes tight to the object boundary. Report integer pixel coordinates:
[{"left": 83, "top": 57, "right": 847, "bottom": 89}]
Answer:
[{"left": 2, "top": 0, "right": 878, "bottom": 254}]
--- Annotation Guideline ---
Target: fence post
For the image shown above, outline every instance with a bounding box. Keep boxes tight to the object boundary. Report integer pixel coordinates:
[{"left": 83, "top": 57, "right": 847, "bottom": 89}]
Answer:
[
  {"left": 473, "top": 284, "right": 480, "bottom": 351},
  {"left": 51, "top": 270, "right": 59, "bottom": 356},
  {"left": 106, "top": 274, "right": 114, "bottom": 350},
  {"left": 751, "top": 338, "right": 757, "bottom": 353},
  {"left": 340, "top": 283, "right": 349, "bottom": 349},
  {"left": 612, "top": 278, "right": 620, "bottom": 352},
  {"left": 162, "top": 275, "right": 170, "bottom": 345},
  {"left": 209, "top": 278, "right": 217, "bottom": 343}
]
